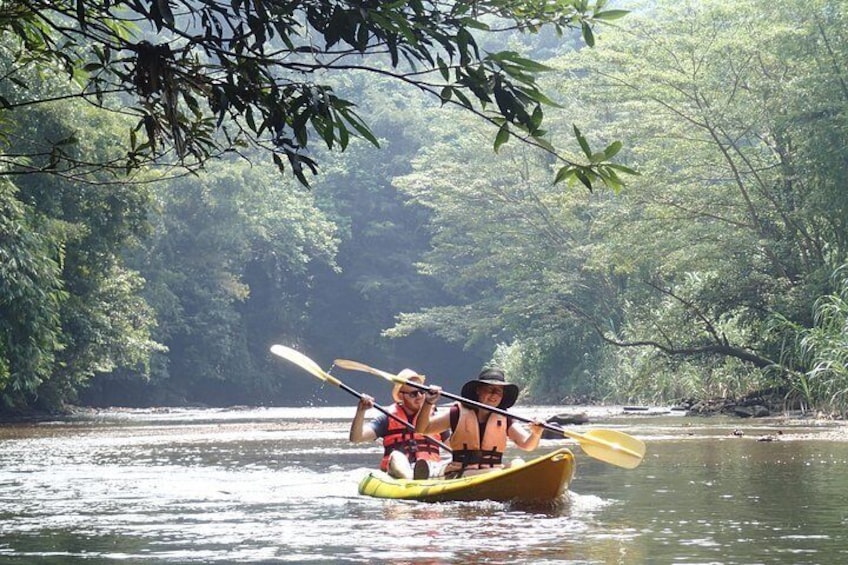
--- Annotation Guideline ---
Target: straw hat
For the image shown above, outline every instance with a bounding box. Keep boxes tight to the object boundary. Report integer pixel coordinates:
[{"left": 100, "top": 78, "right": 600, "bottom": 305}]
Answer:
[
  {"left": 460, "top": 368, "right": 519, "bottom": 409},
  {"left": 391, "top": 368, "right": 426, "bottom": 404}
]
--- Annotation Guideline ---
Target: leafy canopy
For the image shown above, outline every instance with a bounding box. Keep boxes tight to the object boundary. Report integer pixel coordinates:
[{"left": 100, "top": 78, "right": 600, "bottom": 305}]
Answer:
[{"left": 2, "top": 0, "right": 627, "bottom": 187}]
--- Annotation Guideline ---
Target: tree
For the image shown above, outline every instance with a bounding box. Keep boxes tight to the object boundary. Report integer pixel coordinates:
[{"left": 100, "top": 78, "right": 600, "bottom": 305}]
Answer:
[
  {"left": 0, "top": 179, "right": 65, "bottom": 410},
  {"left": 0, "top": 45, "right": 170, "bottom": 413},
  {"left": 388, "top": 100, "right": 619, "bottom": 399},
  {"left": 0, "top": 95, "right": 164, "bottom": 412},
  {"left": 549, "top": 0, "right": 848, "bottom": 400},
  {"left": 115, "top": 157, "right": 340, "bottom": 405},
  {"left": 383, "top": 0, "right": 848, "bottom": 407},
  {"left": 1, "top": 0, "right": 627, "bottom": 187}
]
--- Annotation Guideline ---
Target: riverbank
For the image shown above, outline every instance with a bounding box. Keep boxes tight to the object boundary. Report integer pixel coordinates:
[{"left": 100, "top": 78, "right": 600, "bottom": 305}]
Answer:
[
  {"left": 2, "top": 397, "right": 845, "bottom": 430},
  {"left": 543, "top": 399, "right": 848, "bottom": 442}
]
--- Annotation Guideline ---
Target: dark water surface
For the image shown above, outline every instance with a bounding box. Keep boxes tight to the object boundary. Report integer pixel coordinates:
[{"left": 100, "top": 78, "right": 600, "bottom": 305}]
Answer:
[{"left": 0, "top": 406, "right": 846, "bottom": 564}]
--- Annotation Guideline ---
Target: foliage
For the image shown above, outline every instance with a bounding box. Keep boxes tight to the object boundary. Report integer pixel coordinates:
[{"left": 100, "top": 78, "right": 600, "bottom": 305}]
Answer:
[
  {"left": 387, "top": 100, "right": 620, "bottom": 398},
  {"left": 383, "top": 0, "right": 848, "bottom": 410},
  {"left": 0, "top": 0, "right": 634, "bottom": 412},
  {"left": 117, "top": 157, "right": 340, "bottom": 405},
  {"left": 539, "top": 0, "right": 848, "bottom": 404},
  {"left": 775, "top": 267, "right": 848, "bottom": 417},
  {"left": 0, "top": 0, "right": 628, "bottom": 188},
  {"left": 492, "top": 337, "right": 603, "bottom": 403},
  {"left": 8, "top": 0, "right": 848, "bottom": 414},
  {"left": 0, "top": 63, "right": 162, "bottom": 412},
  {"left": 0, "top": 179, "right": 65, "bottom": 409}
]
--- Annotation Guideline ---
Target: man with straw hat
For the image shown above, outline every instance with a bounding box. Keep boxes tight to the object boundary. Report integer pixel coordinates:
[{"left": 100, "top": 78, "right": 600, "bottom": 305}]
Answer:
[{"left": 349, "top": 368, "right": 448, "bottom": 479}]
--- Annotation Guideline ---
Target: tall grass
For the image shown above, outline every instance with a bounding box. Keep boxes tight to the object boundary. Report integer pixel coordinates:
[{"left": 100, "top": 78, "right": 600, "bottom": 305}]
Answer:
[
  {"left": 596, "top": 344, "right": 771, "bottom": 406},
  {"left": 790, "top": 269, "right": 848, "bottom": 417}
]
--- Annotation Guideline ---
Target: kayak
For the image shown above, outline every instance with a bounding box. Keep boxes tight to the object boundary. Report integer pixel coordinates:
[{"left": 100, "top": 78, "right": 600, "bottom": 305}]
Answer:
[{"left": 357, "top": 448, "right": 575, "bottom": 503}]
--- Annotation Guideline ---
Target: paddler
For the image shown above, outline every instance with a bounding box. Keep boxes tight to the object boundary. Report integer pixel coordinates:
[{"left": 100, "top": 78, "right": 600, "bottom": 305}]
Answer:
[
  {"left": 415, "top": 367, "right": 544, "bottom": 478},
  {"left": 349, "top": 368, "right": 448, "bottom": 480}
]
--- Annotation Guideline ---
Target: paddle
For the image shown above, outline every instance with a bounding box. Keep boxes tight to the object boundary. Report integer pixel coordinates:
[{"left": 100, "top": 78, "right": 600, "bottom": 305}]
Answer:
[
  {"left": 269, "top": 345, "right": 451, "bottom": 452},
  {"left": 333, "top": 358, "right": 646, "bottom": 470}
]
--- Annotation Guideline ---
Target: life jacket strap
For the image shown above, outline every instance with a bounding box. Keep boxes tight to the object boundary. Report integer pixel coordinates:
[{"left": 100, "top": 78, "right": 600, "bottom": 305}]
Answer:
[
  {"left": 452, "top": 446, "right": 502, "bottom": 468},
  {"left": 383, "top": 439, "right": 440, "bottom": 460}
]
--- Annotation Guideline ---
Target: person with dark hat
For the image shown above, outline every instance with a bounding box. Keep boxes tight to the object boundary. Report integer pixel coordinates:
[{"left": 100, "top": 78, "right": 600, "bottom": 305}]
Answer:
[
  {"left": 414, "top": 367, "right": 544, "bottom": 479},
  {"left": 349, "top": 368, "right": 448, "bottom": 480}
]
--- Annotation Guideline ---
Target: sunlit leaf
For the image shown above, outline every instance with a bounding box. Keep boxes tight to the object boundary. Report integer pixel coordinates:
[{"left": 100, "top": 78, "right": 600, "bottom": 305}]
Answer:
[{"left": 594, "top": 10, "right": 630, "bottom": 21}]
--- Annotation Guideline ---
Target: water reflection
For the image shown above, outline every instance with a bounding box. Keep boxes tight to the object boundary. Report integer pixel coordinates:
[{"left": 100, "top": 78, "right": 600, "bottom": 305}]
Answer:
[{"left": 1, "top": 407, "right": 847, "bottom": 563}]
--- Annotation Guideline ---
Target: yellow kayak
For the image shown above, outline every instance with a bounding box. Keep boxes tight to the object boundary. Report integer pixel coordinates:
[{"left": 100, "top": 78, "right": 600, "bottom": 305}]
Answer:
[{"left": 357, "top": 448, "right": 575, "bottom": 503}]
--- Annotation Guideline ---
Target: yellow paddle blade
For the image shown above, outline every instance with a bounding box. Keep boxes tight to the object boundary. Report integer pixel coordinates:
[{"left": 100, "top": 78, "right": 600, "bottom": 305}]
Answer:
[
  {"left": 333, "top": 359, "right": 402, "bottom": 383},
  {"left": 270, "top": 345, "right": 341, "bottom": 387},
  {"left": 561, "top": 428, "right": 646, "bottom": 469}
]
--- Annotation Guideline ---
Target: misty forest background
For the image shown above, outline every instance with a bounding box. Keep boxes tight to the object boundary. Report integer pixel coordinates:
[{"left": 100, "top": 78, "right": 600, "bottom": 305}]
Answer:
[{"left": 3, "top": 0, "right": 848, "bottom": 416}]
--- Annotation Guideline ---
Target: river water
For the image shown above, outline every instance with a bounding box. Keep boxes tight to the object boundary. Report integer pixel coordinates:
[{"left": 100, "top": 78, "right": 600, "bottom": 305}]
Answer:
[{"left": 0, "top": 405, "right": 846, "bottom": 564}]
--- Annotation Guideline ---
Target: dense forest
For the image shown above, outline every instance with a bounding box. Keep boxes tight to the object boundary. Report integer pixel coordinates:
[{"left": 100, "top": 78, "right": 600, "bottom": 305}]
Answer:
[{"left": 2, "top": 0, "right": 848, "bottom": 417}]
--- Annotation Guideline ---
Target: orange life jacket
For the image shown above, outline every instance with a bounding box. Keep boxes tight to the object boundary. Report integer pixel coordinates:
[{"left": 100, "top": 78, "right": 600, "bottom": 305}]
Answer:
[
  {"left": 379, "top": 403, "right": 442, "bottom": 471},
  {"left": 445, "top": 404, "right": 508, "bottom": 476}
]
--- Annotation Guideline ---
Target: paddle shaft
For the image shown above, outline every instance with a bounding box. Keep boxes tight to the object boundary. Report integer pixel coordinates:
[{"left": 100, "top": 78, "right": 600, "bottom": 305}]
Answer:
[
  {"left": 268, "top": 347, "right": 451, "bottom": 453},
  {"left": 332, "top": 377, "right": 452, "bottom": 453},
  {"left": 332, "top": 357, "right": 645, "bottom": 468},
  {"left": 332, "top": 358, "right": 555, "bottom": 439},
  {"left": 402, "top": 379, "right": 556, "bottom": 433},
  {"left": 401, "top": 379, "right": 643, "bottom": 458}
]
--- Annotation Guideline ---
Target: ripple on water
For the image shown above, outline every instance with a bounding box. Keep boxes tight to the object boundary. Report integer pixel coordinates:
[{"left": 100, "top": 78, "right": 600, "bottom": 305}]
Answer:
[{"left": 3, "top": 407, "right": 848, "bottom": 564}]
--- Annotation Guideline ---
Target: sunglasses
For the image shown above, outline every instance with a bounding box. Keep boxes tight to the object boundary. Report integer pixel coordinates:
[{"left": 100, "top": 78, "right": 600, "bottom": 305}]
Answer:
[{"left": 400, "top": 390, "right": 425, "bottom": 397}]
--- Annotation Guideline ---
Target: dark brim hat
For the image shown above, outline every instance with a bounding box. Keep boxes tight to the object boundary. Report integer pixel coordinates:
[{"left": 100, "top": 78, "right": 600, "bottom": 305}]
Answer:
[{"left": 460, "top": 368, "right": 519, "bottom": 409}]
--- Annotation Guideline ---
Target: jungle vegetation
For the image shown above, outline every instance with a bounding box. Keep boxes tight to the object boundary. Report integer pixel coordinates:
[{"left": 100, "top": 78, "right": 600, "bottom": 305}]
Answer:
[{"left": 2, "top": 0, "right": 848, "bottom": 417}]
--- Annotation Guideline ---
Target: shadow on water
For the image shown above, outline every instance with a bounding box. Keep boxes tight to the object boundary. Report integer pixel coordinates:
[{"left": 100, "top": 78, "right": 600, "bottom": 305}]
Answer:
[{"left": 1, "top": 406, "right": 847, "bottom": 563}]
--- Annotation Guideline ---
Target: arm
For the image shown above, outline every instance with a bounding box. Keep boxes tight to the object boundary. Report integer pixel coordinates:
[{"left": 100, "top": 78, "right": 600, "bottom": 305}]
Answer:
[
  {"left": 508, "top": 419, "right": 544, "bottom": 451},
  {"left": 415, "top": 387, "right": 451, "bottom": 434},
  {"left": 349, "top": 395, "right": 378, "bottom": 443}
]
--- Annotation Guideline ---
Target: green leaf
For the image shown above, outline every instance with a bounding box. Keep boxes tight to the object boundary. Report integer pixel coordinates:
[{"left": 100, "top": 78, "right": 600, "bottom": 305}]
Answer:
[
  {"left": 76, "top": 0, "right": 86, "bottom": 29},
  {"left": 581, "top": 21, "right": 595, "bottom": 47},
  {"left": 507, "top": 56, "right": 553, "bottom": 73},
  {"left": 317, "top": 115, "right": 335, "bottom": 148},
  {"left": 452, "top": 88, "right": 473, "bottom": 109},
  {"left": 338, "top": 120, "right": 350, "bottom": 150},
  {"left": 594, "top": 10, "right": 630, "bottom": 22},
  {"left": 573, "top": 125, "right": 591, "bottom": 158},
  {"left": 459, "top": 17, "right": 490, "bottom": 31},
  {"left": 554, "top": 165, "right": 575, "bottom": 185},
  {"left": 154, "top": 0, "right": 175, "bottom": 30},
  {"left": 600, "top": 166, "right": 624, "bottom": 192},
  {"left": 440, "top": 86, "right": 453, "bottom": 104},
  {"left": 494, "top": 123, "right": 510, "bottom": 152},
  {"left": 519, "top": 87, "right": 563, "bottom": 108},
  {"left": 603, "top": 140, "right": 622, "bottom": 160},
  {"left": 575, "top": 169, "right": 594, "bottom": 191},
  {"left": 437, "top": 56, "right": 450, "bottom": 81},
  {"left": 338, "top": 108, "right": 380, "bottom": 147},
  {"left": 530, "top": 106, "right": 543, "bottom": 130},
  {"left": 272, "top": 152, "right": 285, "bottom": 174},
  {"left": 608, "top": 163, "right": 640, "bottom": 176}
]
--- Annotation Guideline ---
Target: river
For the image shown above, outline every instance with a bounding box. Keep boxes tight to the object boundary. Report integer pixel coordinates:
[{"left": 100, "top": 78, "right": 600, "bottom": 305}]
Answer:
[{"left": 0, "top": 405, "right": 846, "bottom": 564}]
